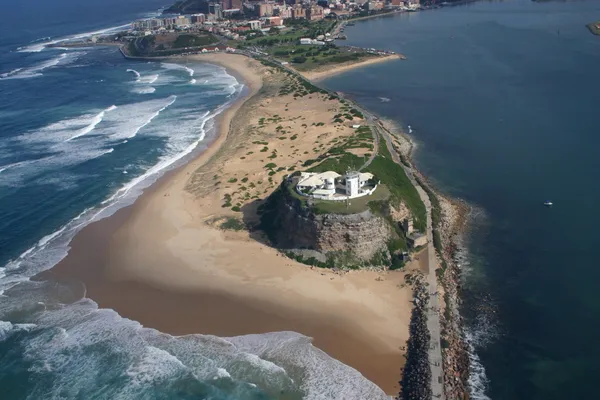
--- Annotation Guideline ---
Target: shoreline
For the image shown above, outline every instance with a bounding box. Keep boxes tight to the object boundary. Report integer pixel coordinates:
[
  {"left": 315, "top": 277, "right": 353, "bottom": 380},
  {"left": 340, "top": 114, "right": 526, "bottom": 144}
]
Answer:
[
  {"left": 379, "top": 118, "right": 472, "bottom": 399},
  {"left": 43, "top": 53, "right": 417, "bottom": 396},
  {"left": 297, "top": 54, "right": 404, "bottom": 81},
  {"left": 41, "top": 48, "right": 470, "bottom": 398}
]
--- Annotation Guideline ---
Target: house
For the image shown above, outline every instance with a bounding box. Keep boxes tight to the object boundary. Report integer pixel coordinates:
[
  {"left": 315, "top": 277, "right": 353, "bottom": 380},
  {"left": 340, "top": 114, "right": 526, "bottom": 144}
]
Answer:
[
  {"left": 299, "top": 38, "right": 313, "bottom": 45},
  {"left": 296, "top": 170, "right": 376, "bottom": 200},
  {"left": 248, "top": 20, "right": 262, "bottom": 30},
  {"left": 408, "top": 232, "right": 428, "bottom": 248}
]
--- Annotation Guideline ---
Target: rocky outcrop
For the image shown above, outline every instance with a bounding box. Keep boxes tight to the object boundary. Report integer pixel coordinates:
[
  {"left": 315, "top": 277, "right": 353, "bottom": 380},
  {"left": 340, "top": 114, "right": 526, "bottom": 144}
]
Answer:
[{"left": 259, "top": 183, "right": 397, "bottom": 267}]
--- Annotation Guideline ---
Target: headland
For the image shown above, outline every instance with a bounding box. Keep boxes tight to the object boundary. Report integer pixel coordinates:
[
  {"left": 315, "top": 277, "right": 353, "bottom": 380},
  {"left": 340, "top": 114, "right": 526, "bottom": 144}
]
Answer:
[
  {"left": 45, "top": 53, "right": 425, "bottom": 396},
  {"left": 41, "top": 1, "right": 473, "bottom": 396}
]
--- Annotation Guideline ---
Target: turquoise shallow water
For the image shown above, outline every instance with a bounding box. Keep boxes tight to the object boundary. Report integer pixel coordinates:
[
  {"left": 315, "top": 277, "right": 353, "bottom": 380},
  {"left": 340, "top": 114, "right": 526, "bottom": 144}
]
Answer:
[
  {"left": 322, "top": 1, "right": 600, "bottom": 399},
  {"left": 0, "top": 1, "right": 390, "bottom": 399}
]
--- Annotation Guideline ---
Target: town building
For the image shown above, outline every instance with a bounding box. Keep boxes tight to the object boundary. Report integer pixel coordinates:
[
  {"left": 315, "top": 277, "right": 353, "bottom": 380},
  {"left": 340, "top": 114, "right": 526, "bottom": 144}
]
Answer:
[
  {"left": 263, "top": 16, "right": 284, "bottom": 26},
  {"left": 306, "top": 5, "right": 325, "bottom": 21},
  {"left": 402, "top": 218, "right": 428, "bottom": 248},
  {"left": 191, "top": 14, "right": 206, "bottom": 24},
  {"left": 248, "top": 20, "right": 262, "bottom": 30},
  {"left": 291, "top": 4, "right": 307, "bottom": 19},
  {"left": 296, "top": 171, "right": 377, "bottom": 201},
  {"left": 274, "top": 4, "right": 292, "bottom": 19},
  {"left": 259, "top": 2, "right": 275, "bottom": 16},
  {"left": 221, "top": 0, "right": 243, "bottom": 10},
  {"left": 209, "top": 2, "right": 224, "bottom": 19}
]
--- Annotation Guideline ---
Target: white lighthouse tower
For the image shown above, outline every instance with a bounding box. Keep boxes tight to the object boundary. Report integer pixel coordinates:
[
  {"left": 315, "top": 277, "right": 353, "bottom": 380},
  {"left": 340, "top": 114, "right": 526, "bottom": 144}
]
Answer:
[{"left": 345, "top": 171, "right": 360, "bottom": 197}]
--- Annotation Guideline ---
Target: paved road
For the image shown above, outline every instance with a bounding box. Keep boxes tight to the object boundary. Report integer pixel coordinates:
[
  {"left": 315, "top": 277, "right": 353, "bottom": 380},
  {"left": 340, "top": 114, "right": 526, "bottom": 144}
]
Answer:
[{"left": 379, "top": 128, "right": 446, "bottom": 400}]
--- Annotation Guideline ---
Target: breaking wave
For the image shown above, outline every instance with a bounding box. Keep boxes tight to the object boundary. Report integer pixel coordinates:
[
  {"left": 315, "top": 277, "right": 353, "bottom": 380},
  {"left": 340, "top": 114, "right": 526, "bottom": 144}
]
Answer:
[
  {"left": 0, "top": 55, "right": 390, "bottom": 399},
  {"left": 0, "top": 52, "right": 84, "bottom": 80},
  {"left": 65, "top": 105, "right": 118, "bottom": 141}
]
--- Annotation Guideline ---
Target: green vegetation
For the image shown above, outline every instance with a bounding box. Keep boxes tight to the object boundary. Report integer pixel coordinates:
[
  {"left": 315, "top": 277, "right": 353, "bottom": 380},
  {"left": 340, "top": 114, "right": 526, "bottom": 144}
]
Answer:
[
  {"left": 228, "top": 178, "right": 238, "bottom": 183},
  {"left": 244, "top": 20, "right": 336, "bottom": 47},
  {"left": 308, "top": 152, "right": 367, "bottom": 174},
  {"left": 126, "top": 33, "right": 217, "bottom": 57},
  {"left": 173, "top": 33, "right": 218, "bottom": 48},
  {"left": 366, "top": 155, "right": 426, "bottom": 232},
  {"left": 220, "top": 217, "right": 245, "bottom": 231},
  {"left": 311, "top": 185, "right": 390, "bottom": 215},
  {"left": 274, "top": 45, "right": 375, "bottom": 71}
]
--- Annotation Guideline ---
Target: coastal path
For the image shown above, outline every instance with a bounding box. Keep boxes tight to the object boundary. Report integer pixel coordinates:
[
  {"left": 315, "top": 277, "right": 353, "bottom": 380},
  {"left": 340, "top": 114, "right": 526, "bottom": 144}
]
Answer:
[{"left": 379, "top": 128, "right": 446, "bottom": 400}]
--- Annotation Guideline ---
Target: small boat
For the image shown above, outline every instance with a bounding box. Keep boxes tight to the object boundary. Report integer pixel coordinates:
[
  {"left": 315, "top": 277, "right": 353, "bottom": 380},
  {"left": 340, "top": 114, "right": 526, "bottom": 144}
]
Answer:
[{"left": 543, "top": 201, "right": 553, "bottom": 207}]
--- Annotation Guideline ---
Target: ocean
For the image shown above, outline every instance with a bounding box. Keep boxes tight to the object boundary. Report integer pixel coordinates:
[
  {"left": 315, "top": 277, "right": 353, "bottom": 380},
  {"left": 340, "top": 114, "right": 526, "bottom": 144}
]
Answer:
[
  {"left": 322, "top": 0, "right": 600, "bottom": 399},
  {"left": 0, "top": 1, "right": 389, "bottom": 399}
]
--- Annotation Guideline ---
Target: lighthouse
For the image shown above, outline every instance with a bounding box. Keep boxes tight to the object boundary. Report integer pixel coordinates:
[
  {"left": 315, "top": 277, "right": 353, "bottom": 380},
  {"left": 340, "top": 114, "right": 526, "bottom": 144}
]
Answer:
[{"left": 345, "top": 171, "right": 360, "bottom": 197}]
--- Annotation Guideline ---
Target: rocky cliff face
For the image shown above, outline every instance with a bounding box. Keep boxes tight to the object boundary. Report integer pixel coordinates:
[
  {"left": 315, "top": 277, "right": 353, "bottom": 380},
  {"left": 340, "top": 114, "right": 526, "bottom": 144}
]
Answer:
[{"left": 260, "top": 184, "right": 398, "bottom": 266}]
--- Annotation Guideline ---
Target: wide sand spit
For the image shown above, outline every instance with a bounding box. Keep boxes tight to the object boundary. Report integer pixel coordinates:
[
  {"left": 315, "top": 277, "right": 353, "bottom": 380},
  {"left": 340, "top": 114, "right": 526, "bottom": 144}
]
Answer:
[{"left": 48, "top": 53, "right": 421, "bottom": 395}]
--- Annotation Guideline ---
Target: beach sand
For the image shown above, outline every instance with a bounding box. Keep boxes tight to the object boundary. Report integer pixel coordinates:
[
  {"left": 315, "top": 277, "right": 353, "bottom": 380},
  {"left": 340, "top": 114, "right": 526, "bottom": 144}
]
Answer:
[
  {"left": 298, "top": 54, "right": 403, "bottom": 81},
  {"left": 45, "top": 53, "right": 416, "bottom": 395}
]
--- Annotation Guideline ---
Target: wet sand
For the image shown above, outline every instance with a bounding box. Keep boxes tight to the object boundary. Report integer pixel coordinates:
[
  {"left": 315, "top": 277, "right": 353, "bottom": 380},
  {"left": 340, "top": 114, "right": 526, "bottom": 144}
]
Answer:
[{"left": 43, "top": 53, "right": 414, "bottom": 395}]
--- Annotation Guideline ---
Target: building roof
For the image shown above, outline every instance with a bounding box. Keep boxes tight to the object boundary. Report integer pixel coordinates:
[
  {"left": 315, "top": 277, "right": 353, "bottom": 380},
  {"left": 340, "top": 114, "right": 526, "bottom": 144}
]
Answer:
[
  {"left": 298, "top": 171, "right": 341, "bottom": 187},
  {"left": 359, "top": 172, "right": 374, "bottom": 181}
]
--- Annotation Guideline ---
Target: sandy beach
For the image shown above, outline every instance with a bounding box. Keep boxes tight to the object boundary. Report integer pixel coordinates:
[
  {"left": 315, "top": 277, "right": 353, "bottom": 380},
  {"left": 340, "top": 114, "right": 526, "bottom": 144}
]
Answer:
[
  {"left": 45, "top": 53, "right": 418, "bottom": 395},
  {"left": 298, "top": 54, "right": 403, "bottom": 81}
]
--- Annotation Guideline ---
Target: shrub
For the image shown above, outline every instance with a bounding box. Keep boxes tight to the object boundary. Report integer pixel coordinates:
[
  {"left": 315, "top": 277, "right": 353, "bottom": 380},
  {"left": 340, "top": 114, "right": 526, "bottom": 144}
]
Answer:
[{"left": 220, "top": 217, "right": 245, "bottom": 231}]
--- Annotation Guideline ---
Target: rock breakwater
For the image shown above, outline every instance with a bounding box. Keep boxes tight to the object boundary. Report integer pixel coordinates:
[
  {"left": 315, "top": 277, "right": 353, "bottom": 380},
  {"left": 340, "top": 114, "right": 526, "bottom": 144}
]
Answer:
[{"left": 398, "top": 277, "right": 432, "bottom": 400}]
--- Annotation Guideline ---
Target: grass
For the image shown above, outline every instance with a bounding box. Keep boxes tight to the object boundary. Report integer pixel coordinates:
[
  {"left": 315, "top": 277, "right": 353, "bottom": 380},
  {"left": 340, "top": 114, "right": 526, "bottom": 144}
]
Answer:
[
  {"left": 220, "top": 217, "right": 245, "bottom": 231},
  {"left": 365, "top": 155, "right": 426, "bottom": 232},
  {"left": 312, "top": 185, "right": 391, "bottom": 215},
  {"left": 172, "top": 33, "right": 218, "bottom": 49},
  {"left": 308, "top": 153, "right": 367, "bottom": 174}
]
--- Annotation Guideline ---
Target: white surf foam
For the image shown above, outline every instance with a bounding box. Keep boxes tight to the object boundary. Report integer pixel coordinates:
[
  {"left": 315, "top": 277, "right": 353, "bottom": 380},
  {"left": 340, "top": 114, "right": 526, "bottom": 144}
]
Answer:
[
  {"left": 213, "top": 367, "right": 231, "bottom": 379},
  {"left": 190, "top": 79, "right": 196, "bottom": 85},
  {"left": 129, "top": 95, "right": 177, "bottom": 139},
  {"left": 132, "top": 87, "right": 156, "bottom": 94},
  {"left": 126, "top": 346, "right": 187, "bottom": 387},
  {"left": 161, "top": 63, "right": 195, "bottom": 78},
  {"left": 140, "top": 74, "right": 159, "bottom": 84},
  {"left": 0, "top": 72, "right": 392, "bottom": 400},
  {"left": 0, "top": 52, "right": 84, "bottom": 81},
  {"left": 466, "top": 328, "right": 493, "bottom": 400},
  {"left": 127, "top": 69, "right": 141, "bottom": 81},
  {"left": 66, "top": 105, "right": 117, "bottom": 141}
]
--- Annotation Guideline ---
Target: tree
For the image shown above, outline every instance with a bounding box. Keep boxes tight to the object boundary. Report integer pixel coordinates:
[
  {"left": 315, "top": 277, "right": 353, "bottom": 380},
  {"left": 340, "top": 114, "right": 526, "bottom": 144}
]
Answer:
[{"left": 292, "top": 56, "right": 307, "bottom": 64}]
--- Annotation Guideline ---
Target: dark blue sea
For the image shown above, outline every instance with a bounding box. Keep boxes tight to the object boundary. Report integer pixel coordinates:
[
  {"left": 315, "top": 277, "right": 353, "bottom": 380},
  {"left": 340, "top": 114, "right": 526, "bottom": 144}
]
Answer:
[
  {"left": 0, "top": 1, "right": 390, "bottom": 399},
  {"left": 322, "top": 0, "right": 600, "bottom": 399}
]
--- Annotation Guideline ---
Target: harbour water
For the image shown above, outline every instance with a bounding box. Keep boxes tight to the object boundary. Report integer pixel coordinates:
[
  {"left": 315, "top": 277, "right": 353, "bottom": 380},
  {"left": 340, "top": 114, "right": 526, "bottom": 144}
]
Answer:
[
  {"left": 0, "top": 1, "right": 389, "bottom": 399},
  {"left": 322, "top": 1, "right": 600, "bottom": 399}
]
